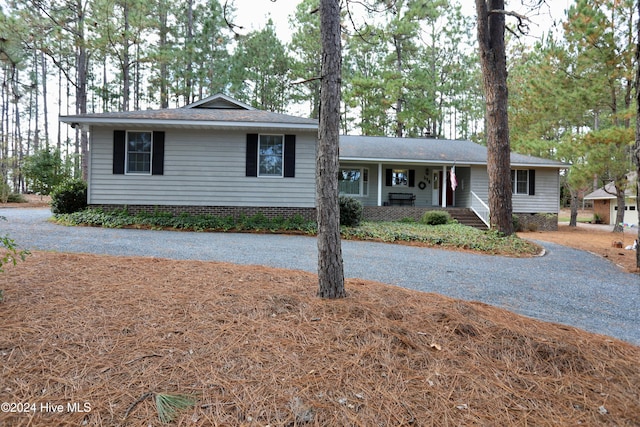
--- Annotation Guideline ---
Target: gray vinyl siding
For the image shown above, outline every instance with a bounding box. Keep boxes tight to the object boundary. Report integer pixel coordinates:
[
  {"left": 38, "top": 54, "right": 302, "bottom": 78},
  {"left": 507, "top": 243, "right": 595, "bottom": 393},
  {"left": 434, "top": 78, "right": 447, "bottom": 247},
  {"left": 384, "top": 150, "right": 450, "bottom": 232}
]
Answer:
[
  {"left": 88, "top": 127, "right": 317, "bottom": 207},
  {"left": 364, "top": 165, "right": 380, "bottom": 206},
  {"left": 452, "top": 167, "right": 471, "bottom": 207},
  {"left": 469, "top": 166, "right": 560, "bottom": 213},
  {"left": 338, "top": 163, "right": 379, "bottom": 206},
  {"left": 512, "top": 167, "right": 560, "bottom": 213},
  {"left": 469, "top": 166, "right": 490, "bottom": 204}
]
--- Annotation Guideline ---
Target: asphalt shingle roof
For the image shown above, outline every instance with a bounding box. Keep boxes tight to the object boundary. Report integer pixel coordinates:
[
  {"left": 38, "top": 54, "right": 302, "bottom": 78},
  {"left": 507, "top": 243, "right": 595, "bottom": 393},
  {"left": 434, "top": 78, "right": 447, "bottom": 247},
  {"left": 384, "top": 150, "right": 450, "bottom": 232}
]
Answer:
[
  {"left": 58, "top": 93, "right": 566, "bottom": 169},
  {"left": 60, "top": 106, "right": 319, "bottom": 128},
  {"left": 339, "top": 135, "right": 567, "bottom": 168},
  {"left": 584, "top": 173, "right": 637, "bottom": 200}
]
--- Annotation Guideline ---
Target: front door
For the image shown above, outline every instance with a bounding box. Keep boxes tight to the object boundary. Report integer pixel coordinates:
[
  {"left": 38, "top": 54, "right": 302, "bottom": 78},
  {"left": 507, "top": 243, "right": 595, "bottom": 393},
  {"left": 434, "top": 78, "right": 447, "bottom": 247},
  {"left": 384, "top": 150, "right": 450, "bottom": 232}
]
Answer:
[{"left": 438, "top": 170, "right": 454, "bottom": 206}]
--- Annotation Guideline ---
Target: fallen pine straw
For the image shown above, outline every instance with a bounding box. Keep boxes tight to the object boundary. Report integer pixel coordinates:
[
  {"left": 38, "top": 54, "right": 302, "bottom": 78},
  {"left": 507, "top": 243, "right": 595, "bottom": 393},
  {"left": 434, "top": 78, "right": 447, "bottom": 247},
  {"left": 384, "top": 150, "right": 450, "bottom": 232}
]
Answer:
[{"left": 0, "top": 252, "right": 638, "bottom": 426}]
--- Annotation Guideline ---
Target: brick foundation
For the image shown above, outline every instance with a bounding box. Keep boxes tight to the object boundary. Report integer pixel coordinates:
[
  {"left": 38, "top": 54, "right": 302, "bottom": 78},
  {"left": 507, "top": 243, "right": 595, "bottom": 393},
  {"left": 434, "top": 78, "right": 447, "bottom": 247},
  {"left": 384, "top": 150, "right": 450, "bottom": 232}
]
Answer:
[
  {"left": 513, "top": 213, "right": 558, "bottom": 231},
  {"left": 89, "top": 204, "right": 317, "bottom": 222},
  {"left": 89, "top": 204, "right": 558, "bottom": 231}
]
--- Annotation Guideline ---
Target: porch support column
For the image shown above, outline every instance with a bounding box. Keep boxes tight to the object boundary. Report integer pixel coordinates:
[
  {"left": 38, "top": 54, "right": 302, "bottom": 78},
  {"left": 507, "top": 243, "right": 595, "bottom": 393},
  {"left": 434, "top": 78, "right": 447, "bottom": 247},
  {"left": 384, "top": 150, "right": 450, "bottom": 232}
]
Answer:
[
  {"left": 441, "top": 165, "right": 447, "bottom": 208},
  {"left": 377, "top": 163, "right": 383, "bottom": 206}
]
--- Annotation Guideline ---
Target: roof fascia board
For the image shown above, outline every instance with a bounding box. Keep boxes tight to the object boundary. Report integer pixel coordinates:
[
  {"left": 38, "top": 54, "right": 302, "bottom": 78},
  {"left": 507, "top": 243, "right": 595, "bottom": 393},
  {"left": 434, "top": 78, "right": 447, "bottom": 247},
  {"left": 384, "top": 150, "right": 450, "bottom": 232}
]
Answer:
[
  {"left": 59, "top": 117, "right": 318, "bottom": 131},
  {"left": 339, "top": 157, "right": 565, "bottom": 168},
  {"left": 584, "top": 195, "right": 637, "bottom": 200},
  {"left": 511, "top": 163, "right": 568, "bottom": 169},
  {"left": 338, "top": 156, "right": 480, "bottom": 166},
  {"left": 583, "top": 195, "right": 615, "bottom": 200}
]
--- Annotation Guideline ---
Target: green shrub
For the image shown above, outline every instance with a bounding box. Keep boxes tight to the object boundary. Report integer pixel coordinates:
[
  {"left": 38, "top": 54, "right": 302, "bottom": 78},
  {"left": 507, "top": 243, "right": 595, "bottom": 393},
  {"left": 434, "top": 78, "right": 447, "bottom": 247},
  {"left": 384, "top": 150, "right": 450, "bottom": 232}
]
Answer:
[
  {"left": 1, "top": 216, "right": 31, "bottom": 302},
  {"left": 398, "top": 217, "right": 417, "bottom": 223},
  {"left": 339, "top": 196, "right": 363, "bottom": 227},
  {"left": 340, "top": 221, "right": 540, "bottom": 256},
  {"left": 56, "top": 208, "right": 318, "bottom": 234},
  {"left": 6, "top": 193, "right": 27, "bottom": 203},
  {"left": 0, "top": 184, "right": 9, "bottom": 203},
  {"left": 593, "top": 213, "right": 603, "bottom": 224},
  {"left": 50, "top": 179, "right": 88, "bottom": 214},
  {"left": 512, "top": 215, "right": 522, "bottom": 232},
  {"left": 420, "top": 210, "right": 451, "bottom": 225},
  {"left": 238, "top": 213, "right": 271, "bottom": 230}
]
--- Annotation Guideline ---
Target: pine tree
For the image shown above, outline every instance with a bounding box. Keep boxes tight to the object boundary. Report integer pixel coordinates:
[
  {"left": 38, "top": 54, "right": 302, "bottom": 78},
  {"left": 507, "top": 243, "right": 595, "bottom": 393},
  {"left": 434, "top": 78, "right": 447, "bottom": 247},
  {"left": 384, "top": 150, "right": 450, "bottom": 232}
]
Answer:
[
  {"left": 230, "top": 20, "right": 291, "bottom": 112},
  {"left": 475, "top": 0, "right": 513, "bottom": 235},
  {"left": 289, "top": 0, "right": 322, "bottom": 119},
  {"left": 316, "top": 0, "right": 345, "bottom": 299},
  {"left": 634, "top": 0, "right": 640, "bottom": 269}
]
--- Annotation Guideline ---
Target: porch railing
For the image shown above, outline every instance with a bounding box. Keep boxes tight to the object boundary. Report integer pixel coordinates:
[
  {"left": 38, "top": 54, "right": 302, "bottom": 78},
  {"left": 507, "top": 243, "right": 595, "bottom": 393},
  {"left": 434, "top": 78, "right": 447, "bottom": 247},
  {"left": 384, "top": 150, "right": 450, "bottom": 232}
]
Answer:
[{"left": 470, "top": 191, "right": 490, "bottom": 228}]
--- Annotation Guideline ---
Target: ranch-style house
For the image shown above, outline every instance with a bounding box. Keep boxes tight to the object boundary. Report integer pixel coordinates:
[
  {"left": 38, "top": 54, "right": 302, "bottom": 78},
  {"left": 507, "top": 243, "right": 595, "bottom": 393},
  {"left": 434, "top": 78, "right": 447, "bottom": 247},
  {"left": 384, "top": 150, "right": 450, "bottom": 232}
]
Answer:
[{"left": 59, "top": 94, "right": 567, "bottom": 230}]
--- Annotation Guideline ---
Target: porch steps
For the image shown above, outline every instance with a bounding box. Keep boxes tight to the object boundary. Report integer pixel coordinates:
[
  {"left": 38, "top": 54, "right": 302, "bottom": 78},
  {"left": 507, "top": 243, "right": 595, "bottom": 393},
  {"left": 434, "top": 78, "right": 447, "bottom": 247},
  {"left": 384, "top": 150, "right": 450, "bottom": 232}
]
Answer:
[{"left": 446, "top": 208, "right": 489, "bottom": 230}]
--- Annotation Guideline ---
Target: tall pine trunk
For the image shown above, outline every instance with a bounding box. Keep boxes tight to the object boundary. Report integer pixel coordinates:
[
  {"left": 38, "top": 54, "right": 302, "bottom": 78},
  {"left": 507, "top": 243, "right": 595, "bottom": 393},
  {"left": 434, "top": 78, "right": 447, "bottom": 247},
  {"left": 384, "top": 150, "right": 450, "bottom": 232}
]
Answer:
[
  {"left": 57, "top": 45, "right": 63, "bottom": 151},
  {"left": 634, "top": 0, "right": 640, "bottom": 269},
  {"left": 77, "top": 46, "right": 89, "bottom": 179},
  {"left": 316, "top": 0, "right": 345, "bottom": 299},
  {"left": 569, "top": 187, "right": 579, "bottom": 227},
  {"left": 29, "top": 50, "right": 38, "bottom": 155},
  {"left": 122, "top": 1, "right": 130, "bottom": 111},
  {"left": 41, "top": 52, "right": 49, "bottom": 147},
  {"left": 185, "top": 0, "right": 194, "bottom": 104},
  {"left": 393, "top": 35, "right": 404, "bottom": 138},
  {"left": 476, "top": 0, "right": 513, "bottom": 235},
  {"left": 613, "top": 186, "right": 625, "bottom": 233},
  {"left": 1, "top": 63, "right": 10, "bottom": 201},
  {"left": 12, "top": 70, "right": 22, "bottom": 193},
  {"left": 74, "top": 0, "right": 89, "bottom": 179},
  {"left": 158, "top": 0, "right": 169, "bottom": 109}
]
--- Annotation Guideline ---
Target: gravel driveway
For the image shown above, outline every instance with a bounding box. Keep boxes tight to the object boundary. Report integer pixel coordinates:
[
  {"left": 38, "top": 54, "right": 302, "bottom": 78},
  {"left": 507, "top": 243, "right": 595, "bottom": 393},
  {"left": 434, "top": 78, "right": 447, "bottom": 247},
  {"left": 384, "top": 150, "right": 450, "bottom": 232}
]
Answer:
[{"left": 2, "top": 208, "right": 639, "bottom": 345}]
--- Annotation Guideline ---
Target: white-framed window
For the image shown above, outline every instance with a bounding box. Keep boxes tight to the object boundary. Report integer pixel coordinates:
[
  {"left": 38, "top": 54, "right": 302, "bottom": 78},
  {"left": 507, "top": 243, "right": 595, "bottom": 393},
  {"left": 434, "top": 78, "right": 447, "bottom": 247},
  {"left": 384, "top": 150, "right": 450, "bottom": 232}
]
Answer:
[
  {"left": 258, "top": 134, "right": 284, "bottom": 177},
  {"left": 392, "top": 169, "right": 408, "bottom": 186},
  {"left": 511, "top": 169, "right": 529, "bottom": 195},
  {"left": 339, "top": 168, "right": 369, "bottom": 196},
  {"left": 126, "top": 131, "right": 152, "bottom": 174}
]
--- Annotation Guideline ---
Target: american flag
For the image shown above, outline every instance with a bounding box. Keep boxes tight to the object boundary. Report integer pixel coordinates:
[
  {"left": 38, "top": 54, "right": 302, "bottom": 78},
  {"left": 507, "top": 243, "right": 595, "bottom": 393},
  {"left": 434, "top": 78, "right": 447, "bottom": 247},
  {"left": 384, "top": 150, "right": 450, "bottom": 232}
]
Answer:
[{"left": 450, "top": 166, "right": 458, "bottom": 191}]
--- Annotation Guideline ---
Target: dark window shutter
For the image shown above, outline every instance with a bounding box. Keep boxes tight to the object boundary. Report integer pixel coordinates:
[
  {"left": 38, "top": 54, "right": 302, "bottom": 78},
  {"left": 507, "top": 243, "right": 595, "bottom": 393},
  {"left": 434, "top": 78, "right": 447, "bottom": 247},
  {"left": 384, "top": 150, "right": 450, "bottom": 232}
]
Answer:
[
  {"left": 528, "top": 169, "right": 536, "bottom": 195},
  {"left": 113, "top": 130, "right": 126, "bottom": 174},
  {"left": 246, "top": 134, "right": 258, "bottom": 177},
  {"left": 152, "top": 131, "right": 165, "bottom": 175},
  {"left": 409, "top": 169, "right": 415, "bottom": 187},
  {"left": 385, "top": 169, "right": 392, "bottom": 186},
  {"left": 284, "top": 135, "right": 296, "bottom": 178}
]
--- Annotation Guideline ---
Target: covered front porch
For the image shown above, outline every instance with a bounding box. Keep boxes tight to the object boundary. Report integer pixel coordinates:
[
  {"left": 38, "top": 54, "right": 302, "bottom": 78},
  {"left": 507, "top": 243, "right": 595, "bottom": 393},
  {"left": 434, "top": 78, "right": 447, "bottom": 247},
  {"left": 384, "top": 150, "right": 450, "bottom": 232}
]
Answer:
[
  {"left": 339, "top": 162, "right": 491, "bottom": 227},
  {"left": 337, "top": 135, "right": 566, "bottom": 231},
  {"left": 338, "top": 163, "right": 464, "bottom": 207}
]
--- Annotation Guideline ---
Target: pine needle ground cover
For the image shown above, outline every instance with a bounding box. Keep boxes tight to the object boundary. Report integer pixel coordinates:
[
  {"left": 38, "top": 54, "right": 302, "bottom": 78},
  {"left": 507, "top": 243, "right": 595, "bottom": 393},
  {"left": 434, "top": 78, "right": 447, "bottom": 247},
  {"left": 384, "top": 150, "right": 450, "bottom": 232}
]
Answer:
[{"left": 1, "top": 252, "right": 638, "bottom": 426}]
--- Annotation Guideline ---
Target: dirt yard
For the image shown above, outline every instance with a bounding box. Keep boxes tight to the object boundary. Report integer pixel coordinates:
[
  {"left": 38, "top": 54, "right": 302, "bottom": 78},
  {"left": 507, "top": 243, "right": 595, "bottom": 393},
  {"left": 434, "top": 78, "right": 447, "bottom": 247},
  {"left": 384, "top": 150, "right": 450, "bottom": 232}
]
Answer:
[
  {"left": 1, "top": 204, "right": 639, "bottom": 426},
  {"left": 1, "top": 193, "right": 51, "bottom": 208},
  {"left": 1, "top": 252, "right": 639, "bottom": 426},
  {"left": 518, "top": 215, "right": 639, "bottom": 274}
]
